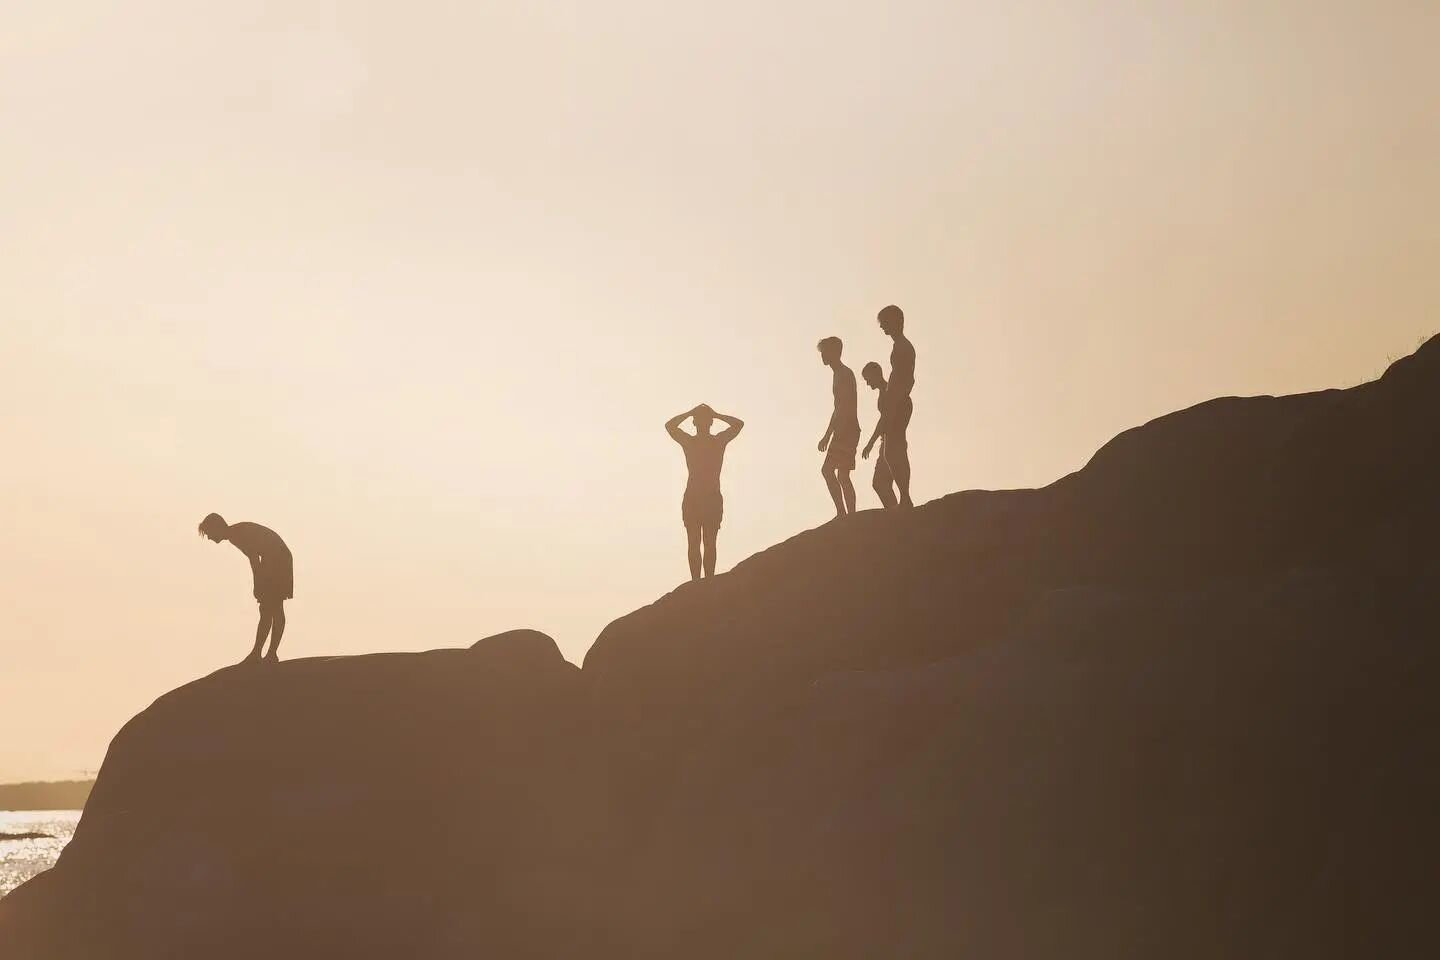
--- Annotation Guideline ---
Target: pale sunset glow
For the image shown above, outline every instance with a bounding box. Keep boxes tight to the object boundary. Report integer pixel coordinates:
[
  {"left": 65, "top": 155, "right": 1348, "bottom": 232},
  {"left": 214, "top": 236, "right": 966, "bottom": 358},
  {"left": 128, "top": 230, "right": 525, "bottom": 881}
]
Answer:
[{"left": 2, "top": 1, "right": 1436, "bottom": 781}]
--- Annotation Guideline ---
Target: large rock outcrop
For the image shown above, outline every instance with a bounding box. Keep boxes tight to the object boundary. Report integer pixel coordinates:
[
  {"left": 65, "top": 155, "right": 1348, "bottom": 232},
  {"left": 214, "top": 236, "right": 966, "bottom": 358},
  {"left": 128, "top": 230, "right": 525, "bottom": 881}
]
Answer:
[{"left": 3, "top": 338, "right": 1437, "bottom": 958}]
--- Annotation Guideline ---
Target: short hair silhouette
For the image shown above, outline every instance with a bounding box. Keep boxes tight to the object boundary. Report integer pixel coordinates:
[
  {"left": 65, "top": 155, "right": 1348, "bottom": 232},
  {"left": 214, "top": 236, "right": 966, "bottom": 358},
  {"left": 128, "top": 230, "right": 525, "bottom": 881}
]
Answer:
[
  {"left": 859, "top": 363, "right": 896, "bottom": 508},
  {"left": 198, "top": 513, "right": 227, "bottom": 539},
  {"left": 876, "top": 303, "right": 915, "bottom": 507},
  {"left": 817, "top": 338, "right": 860, "bottom": 519},
  {"left": 665, "top": 404, "right": 744, "bottom": 582},
  {"left": 199, "top": 515, "right": 293, "bottom": 666}
]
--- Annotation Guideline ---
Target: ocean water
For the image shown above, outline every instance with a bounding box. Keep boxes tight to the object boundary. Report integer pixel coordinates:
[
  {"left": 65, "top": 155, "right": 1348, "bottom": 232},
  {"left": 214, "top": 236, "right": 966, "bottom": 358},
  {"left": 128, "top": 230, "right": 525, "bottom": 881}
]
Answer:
[{"left": 0, "top": 810, "right": 81, "bottom": 898}]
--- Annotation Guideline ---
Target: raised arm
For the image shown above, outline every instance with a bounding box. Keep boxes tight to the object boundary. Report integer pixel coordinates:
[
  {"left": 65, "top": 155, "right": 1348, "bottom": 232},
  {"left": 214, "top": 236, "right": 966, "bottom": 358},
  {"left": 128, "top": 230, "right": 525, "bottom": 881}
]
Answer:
[
  {"left": 715, "top": 411, "right": 745, "bottom": 442},
  {"left": 665, "top": 409, "right": 693, "bottom": 444}
]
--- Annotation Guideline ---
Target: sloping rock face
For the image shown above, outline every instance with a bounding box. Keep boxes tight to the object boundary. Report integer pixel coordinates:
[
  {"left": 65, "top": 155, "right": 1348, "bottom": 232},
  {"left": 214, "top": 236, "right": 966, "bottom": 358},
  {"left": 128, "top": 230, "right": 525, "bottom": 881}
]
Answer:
[
  {"left": 0, "top": 632, "right": 596, "bottom": 958},
  {"left": 579, "top": 339, "right": 1439, "bottom": 958},
  {"left": 4, "top": 339, "right": 1438, "bottom": 958}
]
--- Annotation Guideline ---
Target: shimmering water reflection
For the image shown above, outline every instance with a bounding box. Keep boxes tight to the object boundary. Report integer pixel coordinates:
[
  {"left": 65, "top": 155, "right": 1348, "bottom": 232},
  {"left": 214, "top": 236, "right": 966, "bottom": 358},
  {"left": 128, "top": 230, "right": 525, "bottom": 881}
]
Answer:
[{"left": 0, "top": 810, "right": 81, "bottom": 897}]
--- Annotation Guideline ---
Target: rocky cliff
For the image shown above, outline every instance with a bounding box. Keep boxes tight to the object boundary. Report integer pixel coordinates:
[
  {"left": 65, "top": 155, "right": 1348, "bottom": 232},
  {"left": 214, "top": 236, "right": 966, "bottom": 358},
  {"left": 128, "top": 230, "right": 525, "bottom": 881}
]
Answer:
[{"left": 3, "top": 340, "right": 1436, "bottom": 958}]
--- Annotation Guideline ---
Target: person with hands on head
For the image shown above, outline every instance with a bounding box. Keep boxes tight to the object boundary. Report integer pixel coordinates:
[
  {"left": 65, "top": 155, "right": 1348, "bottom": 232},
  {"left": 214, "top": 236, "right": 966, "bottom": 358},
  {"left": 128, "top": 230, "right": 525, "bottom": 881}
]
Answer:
[
  {"left": 198, "top": 513, "right": 293, "bottom": 665},
  {"left": 665, "top": 403, "right": 744, "bottom": 582},
  {"left": 861, "top": 361, "right": 899, "bottom": 509}
]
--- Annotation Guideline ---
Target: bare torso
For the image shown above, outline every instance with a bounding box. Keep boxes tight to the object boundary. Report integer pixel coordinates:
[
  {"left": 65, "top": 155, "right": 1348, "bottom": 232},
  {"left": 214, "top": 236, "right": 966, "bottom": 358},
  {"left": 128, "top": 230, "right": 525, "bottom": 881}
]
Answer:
[
  {"left": 225, "top": 522, "right": 290, "bottom": 563},
  {"left": 681, "top": 433, "right": 730, "bottom": 494},
  {"left": 890, "top": 335, "right": 916, "bottom": 398}
]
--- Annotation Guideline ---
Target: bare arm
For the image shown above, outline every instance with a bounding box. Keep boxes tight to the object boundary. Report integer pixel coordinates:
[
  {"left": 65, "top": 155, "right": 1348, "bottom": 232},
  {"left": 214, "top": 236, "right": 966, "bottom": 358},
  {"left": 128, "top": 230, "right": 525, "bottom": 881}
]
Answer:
[
  {"left": 714, "top": 411, "right": 745, "bottom": 442},
  {"left": 247, "top": 552, "right": 263, "bottom": 599},
  {"left": 819, "top": 410, "right": 836, "bottom": 452},
  {"left": 862, "top": 417, "right": 885, "bottom": 458},
  {"left": 665, "top": 410, "right": 693, "bottom": 444},
  {"left": 863, "top": 392, "right": 888, "bottom": 458}
]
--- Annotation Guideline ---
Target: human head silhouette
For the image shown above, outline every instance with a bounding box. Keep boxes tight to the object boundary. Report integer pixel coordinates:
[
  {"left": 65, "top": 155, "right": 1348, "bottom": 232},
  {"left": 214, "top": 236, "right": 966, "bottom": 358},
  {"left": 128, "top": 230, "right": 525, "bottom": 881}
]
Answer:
[
  {"left": 198, "top": 513, "right": 229, "bottom": 543},
  {"left": 877, "top": 304, "right": 904, "bottom": 336},
  {"left": 861, "top": 361, "right": 885, "bottom": 390},
  {"left": 692, "top": 404, "right": 716, "bottom": 435},
  {"left": 817, "top": 336, "right": 843, "bottom": 366}
]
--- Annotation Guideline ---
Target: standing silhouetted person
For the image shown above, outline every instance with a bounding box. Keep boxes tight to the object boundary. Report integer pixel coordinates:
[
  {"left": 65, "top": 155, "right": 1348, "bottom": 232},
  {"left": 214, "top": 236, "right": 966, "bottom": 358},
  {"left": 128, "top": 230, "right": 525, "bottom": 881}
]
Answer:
[
  {"left": 666, "top": 404, "right": 744, "bottom": 581},
  {"left": 860, "top": 361, "right": 899, "bottom": 509},
  {"left": 817, "top": 336, "right": 860, "bottom": 519},
  {"left": 199, "top": 514, "right": 293, "bottom": 664},
  {"left": 877, "top": 304, "right": 916, "bottom": 507}
]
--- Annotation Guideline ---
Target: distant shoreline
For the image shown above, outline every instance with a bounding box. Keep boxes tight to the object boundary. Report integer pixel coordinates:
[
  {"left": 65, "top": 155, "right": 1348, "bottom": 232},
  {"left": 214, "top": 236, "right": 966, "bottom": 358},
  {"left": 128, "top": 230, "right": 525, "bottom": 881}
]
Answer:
[{"left": 0, "top": 781, "right": 93, "bottom": 812}]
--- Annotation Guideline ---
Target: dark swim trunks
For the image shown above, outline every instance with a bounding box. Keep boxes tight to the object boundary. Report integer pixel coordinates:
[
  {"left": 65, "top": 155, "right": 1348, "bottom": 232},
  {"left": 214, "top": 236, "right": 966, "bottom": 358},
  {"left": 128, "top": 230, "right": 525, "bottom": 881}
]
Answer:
[
  {"left": 824, "top": 427, "right": 860, "bottom": 472},
  {"left": 254, "top": 558, "right": 294, "bottom": 604},
  {"left": 682, "top": 488, "right": 724, "bottom": 530}
]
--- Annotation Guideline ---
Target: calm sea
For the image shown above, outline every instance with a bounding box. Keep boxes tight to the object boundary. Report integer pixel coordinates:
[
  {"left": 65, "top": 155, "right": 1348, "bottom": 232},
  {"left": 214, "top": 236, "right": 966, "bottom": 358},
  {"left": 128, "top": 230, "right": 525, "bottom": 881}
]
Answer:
[{"left": 0, "top": 810, "right": 81, "bottom": 898}]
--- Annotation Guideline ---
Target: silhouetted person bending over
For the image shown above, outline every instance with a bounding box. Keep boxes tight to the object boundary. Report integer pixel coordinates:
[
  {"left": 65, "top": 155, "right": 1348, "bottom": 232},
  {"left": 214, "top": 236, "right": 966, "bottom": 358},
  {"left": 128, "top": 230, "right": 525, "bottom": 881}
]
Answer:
[
  {"left": 877, "top": 304, "right": 916, "bottom": 508},
  {"left": 198, "top": 514, "right": 293, "bottom": 664},
  {"left": 817, "top": 336, "right": 860, "bottom": 519},
  {"left": 665, "top": 404, "right": 744, "bottom": 581},
  {"left": 861, "top": 361, "right": 899, "bottom": 509}
]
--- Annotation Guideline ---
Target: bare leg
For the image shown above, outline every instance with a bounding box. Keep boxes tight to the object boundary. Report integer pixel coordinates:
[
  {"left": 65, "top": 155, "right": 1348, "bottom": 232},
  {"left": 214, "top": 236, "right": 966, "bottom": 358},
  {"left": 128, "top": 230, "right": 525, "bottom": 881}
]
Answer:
[
  {"left": 888, "top": 437, "right": 913, "bottom": 508},
  {"left": 839, "top": 469, "right": 856, "bottom": 515},
  {"left": 701, "top": 526, "right": 718, "bottom": 578},
  {"left": 686, "top": 525, "right": 703, "bottom": 581},
  {"left": 263, "top": 602, "right": 286, "bottom": 661},
  {"left": 873, "top": 471, "right": 898, "bottom": 509},
  {"left": 823, "top": 466, "right": 846, "bottom": 518},
  {"left": 247, "top": 610, "right": 271, "bottom": 663}
]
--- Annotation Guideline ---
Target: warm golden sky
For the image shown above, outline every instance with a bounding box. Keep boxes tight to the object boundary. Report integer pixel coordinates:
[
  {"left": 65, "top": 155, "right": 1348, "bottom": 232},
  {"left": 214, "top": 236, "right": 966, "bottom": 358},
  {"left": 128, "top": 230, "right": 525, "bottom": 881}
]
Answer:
[{"left": 2, "top": 2, "right": 1437, "bottom": 781}]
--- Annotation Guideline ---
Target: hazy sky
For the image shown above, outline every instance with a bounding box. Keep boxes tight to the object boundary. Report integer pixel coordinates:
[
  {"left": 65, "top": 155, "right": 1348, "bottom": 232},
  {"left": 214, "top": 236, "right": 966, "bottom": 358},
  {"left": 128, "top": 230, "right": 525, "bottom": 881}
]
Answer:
[{"left": 2, "top": 1, "right": 1436, "bottom": 781}]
